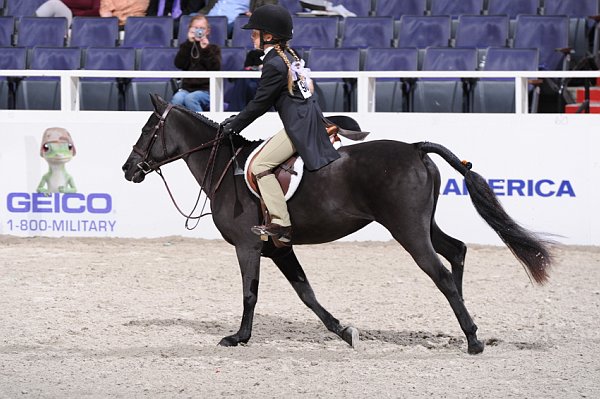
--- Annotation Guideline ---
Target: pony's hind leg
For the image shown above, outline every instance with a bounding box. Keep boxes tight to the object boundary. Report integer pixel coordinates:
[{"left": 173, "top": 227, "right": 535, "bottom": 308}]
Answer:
[
  {"left": 270, "top": 249, "right": 359, "bottom": 348},
  {"left": 402, "top": 238, "right": 484, "bottom": 354},
  {"left": 431, "top": 221, "right": 467, "bottom": 300}
]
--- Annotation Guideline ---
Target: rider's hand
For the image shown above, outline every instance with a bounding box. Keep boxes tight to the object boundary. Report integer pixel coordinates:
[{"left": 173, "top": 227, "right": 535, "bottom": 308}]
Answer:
[{"left": 220, "top": 115, "right": 237, "bottom": 136}]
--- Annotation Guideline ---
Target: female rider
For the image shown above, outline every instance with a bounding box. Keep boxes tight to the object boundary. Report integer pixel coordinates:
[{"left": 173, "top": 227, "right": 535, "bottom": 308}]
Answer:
[{"left": 220, "top": 4, "right": 339, "bottom": 244}]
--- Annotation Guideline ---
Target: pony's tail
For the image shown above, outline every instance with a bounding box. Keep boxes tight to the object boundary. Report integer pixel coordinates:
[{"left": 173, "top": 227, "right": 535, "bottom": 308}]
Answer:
[{"left": 418, "top": 141, "right": 552, "bottom": 285}]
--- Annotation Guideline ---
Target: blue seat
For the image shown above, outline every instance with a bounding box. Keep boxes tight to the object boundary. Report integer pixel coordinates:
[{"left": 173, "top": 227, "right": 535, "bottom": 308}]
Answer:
[
  {"left": 397, "top": 15, "right": 451, "bottom": 48},
  {"left": 15, "top": 47, "right": 82, "bottom": 110},
  {"left": 290, "top": 16, "right": 339, "bottom": 49},
  {"left": 3, "top": 0, "right": 45, "bottom": 16},
  {"left": 340, "top": 16, "right": 394, "bottom": 48},
  {"left": 308, "top": 47, "right": 360, "bottom": 112},
  {"left": 279, "top": 0, "right": 304, "bottom": 14},
  {"left": 220, "top": 47, "right": 252, "bottom": 111},
  {"left": 337, "top": 0, "right": 372, "bottom": 16},
  {"left": 230, "top": 15, "right": 252, "bottom": 48},
  {"left": 486, "top": 0, "right": 538, "bottom": 19},
  {"left": 80, "top": 47, "right": 136, "bottom": 110},
  {"left": 513, "top": 15, "right": 570, "bottom": 70},
  {"left": 125, "top": 47, "right": 179, "bottom": 111},
  {"left": 0, "top": 16, "right": 14, "bottom": 46},
  {"left": 70, "top": 17, "right": 119, "bottom": 48},
  {"left": 544, "top": 0, "right": 600, "bottom": 64},
  {"left": 220, "top": 47, "right": 246, "bottom": 71},
  {"left": 122, "top": 16, "right": 173, "bottom": 48},
  {"left": 0, "top": 46, "right": 27, "bottom": 109},
  {"left": 430, "top": 0, "right": 484, "bottom": 18},
  {"left": 177, "top": 15, "right": 228, "bottom": 47},
  {"left": 16, "top": 17, "right": 67, "bottom": 47},
  {"left": 455, "top": 15, "right": 509, "bottom": 48},
  {"left": 472, "top": 47, "right": 539, "bottom": 113},
  {"left": 375, "top": 0, "right": 427, "bottom": 19},
  {"left": 412, "top": 47, "right": 478, "bottom": 112},
  {"left": 364, "top": 48, "right": 419, "bottom": 112}
]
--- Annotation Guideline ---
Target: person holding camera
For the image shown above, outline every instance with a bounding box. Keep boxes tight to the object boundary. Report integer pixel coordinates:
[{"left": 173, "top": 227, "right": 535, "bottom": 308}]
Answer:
[{"left": 171, "top": 14, "right": 222, "bottom": 112}]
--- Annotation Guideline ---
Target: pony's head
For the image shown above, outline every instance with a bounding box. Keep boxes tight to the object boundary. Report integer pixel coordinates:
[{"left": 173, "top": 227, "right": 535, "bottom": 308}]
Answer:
[{"left": 122, "top": 94, "right": 178, "bottom": 183}]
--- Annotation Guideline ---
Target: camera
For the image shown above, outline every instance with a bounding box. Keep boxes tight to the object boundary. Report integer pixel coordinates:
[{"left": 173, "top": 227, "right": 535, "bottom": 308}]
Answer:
[{"left": 194, "top": 28, "right": 205, "bottom": 39}]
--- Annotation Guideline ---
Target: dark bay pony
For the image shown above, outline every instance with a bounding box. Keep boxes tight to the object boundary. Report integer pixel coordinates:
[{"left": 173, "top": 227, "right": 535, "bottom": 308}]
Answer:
[{"left": 122, "top": 95, "right": 552, "bottom": 354}]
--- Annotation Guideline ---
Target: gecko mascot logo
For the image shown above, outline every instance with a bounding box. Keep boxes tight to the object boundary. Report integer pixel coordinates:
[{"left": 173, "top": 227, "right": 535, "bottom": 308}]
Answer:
[{"left": 36, "top": 127, "right": 77, "bottom": 194}]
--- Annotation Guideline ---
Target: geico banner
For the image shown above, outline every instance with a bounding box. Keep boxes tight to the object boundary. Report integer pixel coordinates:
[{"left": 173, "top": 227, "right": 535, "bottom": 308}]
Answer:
[{"left": 0, "top": 111, "right": 598, "bottom": 245}]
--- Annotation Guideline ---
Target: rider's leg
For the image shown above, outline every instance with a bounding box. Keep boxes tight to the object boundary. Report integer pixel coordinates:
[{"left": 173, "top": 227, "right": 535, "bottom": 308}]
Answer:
[{"left": 251, "top": 129, "right": 296, "bottom": 228}]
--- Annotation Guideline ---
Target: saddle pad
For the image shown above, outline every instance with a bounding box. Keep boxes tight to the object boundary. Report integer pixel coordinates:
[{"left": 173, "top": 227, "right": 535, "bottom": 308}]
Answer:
[{"left": 244, "top": 139, "right": 304, "bottom": 201}]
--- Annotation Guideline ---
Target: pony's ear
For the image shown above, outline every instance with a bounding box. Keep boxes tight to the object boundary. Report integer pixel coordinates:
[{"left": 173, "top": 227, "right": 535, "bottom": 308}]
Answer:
[{"left": 150, "top": 93, "right": 167, "bottom": 111}]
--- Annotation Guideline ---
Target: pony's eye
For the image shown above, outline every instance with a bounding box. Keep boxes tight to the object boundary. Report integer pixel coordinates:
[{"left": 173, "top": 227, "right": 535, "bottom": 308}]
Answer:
[
  {"left": 68, "top": 143, "right": 73, "bottom": 150},
  {"left": 43, "top": 144, "right": 50, "bottom": 152}
]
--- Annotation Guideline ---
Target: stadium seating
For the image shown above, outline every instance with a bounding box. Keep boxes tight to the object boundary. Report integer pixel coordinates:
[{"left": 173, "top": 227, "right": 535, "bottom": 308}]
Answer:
[
  {"left": 0, "top": 46, "right": 26, "bottom": 109},
  {"left": 513, "top": 15, "right": 570, "bottom": 70},
  {"left": 396, "top": 15, "right": 452, "bottom": 49},
  {"left": 3, "top": 0, "right": 45, "bottom": 17},
  {"left": 337, "top": 0, "right": 372, "bottom": 17},
  {"left": 339, "top": 16, "right": 394, "bottom": 48},
  {"left": 544, "top": 0, "right": 600, "bottom": 65},
  {"left": 16, "top": 17, "right": 67, "bottom": 47},
  {"left": 15, "top": 47, "right": 82, "bottom": 110},
  {"left": 280, "top": 0, "right": 304, "bottom": 14},
  {"left": 290, "top": 16, "right": 339, "bottom": 49},
  {"left": 412, "top": 47, "right": 478, "bottom": 113},
  {"left": 375, "top": 0, "right": 427, "bottom": 19},
  {"left": 125, "top": 47, "right": 179, "bottom": 111},
  {"left": 486, "top": 0, "right": 539, "bottom": 19},
  {"left": 70, "top": 17, "right": 120, "bottom": 48},
  {"left": 363, "top": 47, "right": 419, "bottom": 112},
  {"left": 220, "top": 47, "right": 253, "bottom": 111},
  {"left": 0, "top": 16, "right": 13, "bottom": 46},
  {"left": 471, "top": 47, "right": 539, "bottom": 113},
  {"left": 430, "top": 0, "right": 484, "bottom": 18},
  {"left": 122, "top": 16, "right": 173, "bottom": 48},
  {"left": 308, "top": 47, "right": 360, "bottom": 112},
  {"left": 230, "top": 16, "right": 252, "bottom": 48},
  {"left": 454, "top": 15, "right": 509, "bottom": 48},
  {"left": 80, "top": 47, "right": 136, "bottom": 110}
]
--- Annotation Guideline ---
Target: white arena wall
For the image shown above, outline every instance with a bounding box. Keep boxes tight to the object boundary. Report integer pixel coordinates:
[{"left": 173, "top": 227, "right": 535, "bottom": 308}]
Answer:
[{"left": 1, "top": 109, "right": 598, "bottom": 245}]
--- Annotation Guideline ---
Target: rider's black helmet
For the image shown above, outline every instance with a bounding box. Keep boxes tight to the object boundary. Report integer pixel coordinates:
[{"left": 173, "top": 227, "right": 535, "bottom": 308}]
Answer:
[{"left": 242, "top": 4, "right": 293, "bottom": 41}]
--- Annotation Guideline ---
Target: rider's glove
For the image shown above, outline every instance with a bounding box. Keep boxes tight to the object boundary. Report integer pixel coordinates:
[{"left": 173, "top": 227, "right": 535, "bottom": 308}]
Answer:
[{"left": 220, "top": 115, "right": 237, "bottom": 136}]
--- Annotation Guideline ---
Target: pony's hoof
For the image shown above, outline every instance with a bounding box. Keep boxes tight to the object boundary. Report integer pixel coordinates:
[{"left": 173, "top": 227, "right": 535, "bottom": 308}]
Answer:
[
  {"left": 468, "top": 339, "right": 485, "bottom": 354},
  {"left": 341, "top": 326, "right": 360, "bottom": 348},
  {"left": 218, "top": 335, "right": 240, "bottom": 347}
]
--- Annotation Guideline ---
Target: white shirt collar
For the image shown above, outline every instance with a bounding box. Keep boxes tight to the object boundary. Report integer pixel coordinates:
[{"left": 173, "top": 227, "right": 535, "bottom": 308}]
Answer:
[{"left": 260, "top": 46, "right": 275, "bottom": 61}]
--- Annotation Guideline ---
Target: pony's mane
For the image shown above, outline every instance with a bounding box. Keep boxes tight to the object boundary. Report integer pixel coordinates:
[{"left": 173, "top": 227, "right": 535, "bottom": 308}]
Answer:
[{"left": 174, "top": 104, "right": 260, "bottom": 147}]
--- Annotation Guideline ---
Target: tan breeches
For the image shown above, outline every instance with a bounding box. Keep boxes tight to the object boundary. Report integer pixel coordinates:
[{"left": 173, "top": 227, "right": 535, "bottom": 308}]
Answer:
[{"left": 250, "top": 128, "right": 296, "bottom": 227}]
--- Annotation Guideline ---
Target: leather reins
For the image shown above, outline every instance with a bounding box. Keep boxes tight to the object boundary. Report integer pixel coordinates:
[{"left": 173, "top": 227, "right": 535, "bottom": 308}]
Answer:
[{"left": 132, "top": 104, "right": 242, "bottom": 227}]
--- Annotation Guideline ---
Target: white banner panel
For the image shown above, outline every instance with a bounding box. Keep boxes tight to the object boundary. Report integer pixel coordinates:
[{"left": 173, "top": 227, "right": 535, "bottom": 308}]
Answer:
[{"left": 1, "top": 111, "right": 598, "bottom": 245}]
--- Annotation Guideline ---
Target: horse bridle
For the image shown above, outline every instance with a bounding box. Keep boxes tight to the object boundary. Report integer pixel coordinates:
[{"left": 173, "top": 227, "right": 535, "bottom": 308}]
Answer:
[
  {"left": 131, "top": 104, "right": 241, "bottom": 224},
  {"left": 133, "top": 104, "right": 223, "bottom": 175}
]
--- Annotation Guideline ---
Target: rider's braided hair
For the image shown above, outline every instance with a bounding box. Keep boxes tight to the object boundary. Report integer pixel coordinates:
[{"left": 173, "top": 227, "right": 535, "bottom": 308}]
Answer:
[{"left": 274, "top": 44, "right": 301, "bottom": 94}]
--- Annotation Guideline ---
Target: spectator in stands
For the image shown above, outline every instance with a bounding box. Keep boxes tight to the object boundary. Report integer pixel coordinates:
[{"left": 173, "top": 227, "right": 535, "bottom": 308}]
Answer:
[
  {"left": 171, "top": 14, "right": 221, "bottom": 112},
  {"left": 200, "top": 0, "right": 278, "bottom": 35},
  {"left": 220, "top": 5, "right": 339, "bottom": 243},
  {"left": 35, "top": 0, "right": 101, "bottom": 26},
  {"left": 100, "top": 0, "right": 149, "bottom": 25},
  {"left": 145, "top": 0, "right": 205, "bottom": 18}
]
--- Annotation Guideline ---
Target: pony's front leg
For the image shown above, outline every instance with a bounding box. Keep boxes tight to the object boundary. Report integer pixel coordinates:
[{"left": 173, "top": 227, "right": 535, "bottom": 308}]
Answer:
[
  {"left": 271, "top": 249, "right": 359, "bottom": 348},
  {"left": 219, "top": 245, "right": 262, "bottom": 347}
]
